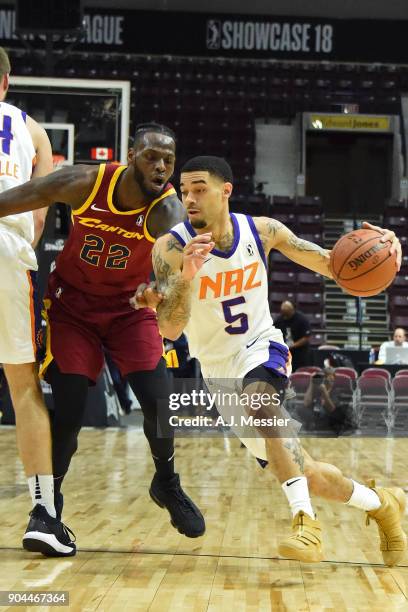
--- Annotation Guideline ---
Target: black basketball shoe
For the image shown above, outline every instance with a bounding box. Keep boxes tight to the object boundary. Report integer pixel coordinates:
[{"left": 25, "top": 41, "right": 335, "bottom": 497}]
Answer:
[
  {"left": 22, "top": 504, "right": 76, "bottom": 557},
  {"left": 149, "top": 473, "right": 205, "bottom": 538}
]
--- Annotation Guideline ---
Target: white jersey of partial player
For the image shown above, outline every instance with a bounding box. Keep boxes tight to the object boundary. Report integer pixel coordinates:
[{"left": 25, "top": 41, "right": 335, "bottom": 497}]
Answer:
[
  {"left": 170, "top": 213, "right": 286, "bottom": 380},
  {"left": 0, "top": 101, "right": 35, "bottom": 244}
]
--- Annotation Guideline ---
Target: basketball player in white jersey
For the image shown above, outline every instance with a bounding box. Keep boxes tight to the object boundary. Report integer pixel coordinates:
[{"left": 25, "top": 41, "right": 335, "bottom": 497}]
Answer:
[
  {"left": 0, "top": 48, "right": 75, "bottom": 556},
  {"left": 147, "top": 155, "right": 405, "bottom": 565}
]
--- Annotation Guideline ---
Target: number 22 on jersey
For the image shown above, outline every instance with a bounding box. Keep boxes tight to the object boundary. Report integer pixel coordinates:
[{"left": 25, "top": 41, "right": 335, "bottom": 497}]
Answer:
[{"left": 80, "top": 234, "right": 131, "bottom": 269}]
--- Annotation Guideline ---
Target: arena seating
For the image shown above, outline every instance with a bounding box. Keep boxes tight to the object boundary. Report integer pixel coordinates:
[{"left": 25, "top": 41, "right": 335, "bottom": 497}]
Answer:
[
  {"left": 296, "top": 366, "right": 322, "bottom": 374},
  {"left": 7, "top": 49, "right": 406, "bottom": 196},
  {"left": 360, "top": 368, "right": 392, "bottom": 385},
  {"left": 334, "top": 367, "right": 358, "bottom": 381},
  {"left": 289, "top": 365, "right": 408, "bottom": 434},
  {"left": 392, "top": 377, "right": 408, "bottom": 410},
  {"left": 7, "top": 47, "right": 408, "bottom": 357}
]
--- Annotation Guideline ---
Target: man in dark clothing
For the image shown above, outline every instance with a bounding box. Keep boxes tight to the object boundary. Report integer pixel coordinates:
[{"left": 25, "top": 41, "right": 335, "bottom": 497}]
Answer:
[
  {"left": 274, "top": 301, "right": 311, "bottom": 371},
  {"left": 298, "top": 367, "right": 352, "bottom": 434}
]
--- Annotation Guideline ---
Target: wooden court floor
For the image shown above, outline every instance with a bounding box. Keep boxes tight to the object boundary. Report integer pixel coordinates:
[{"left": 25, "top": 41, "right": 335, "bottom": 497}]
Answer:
[{"left": 0, "top": 427, "right": 408, "bottom": 611}]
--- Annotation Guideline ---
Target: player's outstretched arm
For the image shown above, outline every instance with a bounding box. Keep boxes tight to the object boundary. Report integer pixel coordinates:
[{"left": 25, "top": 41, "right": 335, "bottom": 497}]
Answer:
[
  {"left": 153, "top": 232, "right": 214, "bottom": 340},
  {"left": 0, "top": 164, "right": 98, "bottom": 217},
  {"left": 147, "top": 193, "right": 186, "bottom": 239},
  {"left": 254, "top": 217, "right": 333, "bottom": 278}
]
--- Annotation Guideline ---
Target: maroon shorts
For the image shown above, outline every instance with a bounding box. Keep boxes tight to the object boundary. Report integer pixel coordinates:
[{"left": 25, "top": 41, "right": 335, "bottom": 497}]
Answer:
[{"left": 41, "top": 272, "right": 163, "bottom": 383}]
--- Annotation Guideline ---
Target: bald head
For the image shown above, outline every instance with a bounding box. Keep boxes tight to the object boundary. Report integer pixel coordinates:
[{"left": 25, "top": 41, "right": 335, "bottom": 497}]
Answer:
[
  {"left": 280, "top": 301, "right": 295, "bottom": 320},
  {"left": 393, "top": 328, "right": 406, "bottom": 345}
]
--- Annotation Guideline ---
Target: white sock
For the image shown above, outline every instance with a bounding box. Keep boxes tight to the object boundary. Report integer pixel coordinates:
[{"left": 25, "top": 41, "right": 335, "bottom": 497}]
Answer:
[
  {"left": 28, "top": 475, "right": 56, "bottom": 518},
  {"left": 282, "top": 476, "right": 315, "bottom": 519},
  {"left": 345, "top": 480, "right": 381, "bottom": 511}
]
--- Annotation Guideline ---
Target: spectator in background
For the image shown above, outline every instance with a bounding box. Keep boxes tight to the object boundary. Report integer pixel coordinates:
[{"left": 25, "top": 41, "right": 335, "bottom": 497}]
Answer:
[
  {"left": 377, "top": 328, "right": 408, "bottom": 363},
  {"left": 298, "top": 368, "right": 351, "bottom": 434},
  {"left": 274, "top": 301, "right": 311, "bottom": 371}
]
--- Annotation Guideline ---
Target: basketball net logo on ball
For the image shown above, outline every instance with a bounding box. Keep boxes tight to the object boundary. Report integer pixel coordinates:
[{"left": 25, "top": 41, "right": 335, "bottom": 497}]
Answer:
[{"left": 330, "top": 229, "right": 397, "bottom": 297}]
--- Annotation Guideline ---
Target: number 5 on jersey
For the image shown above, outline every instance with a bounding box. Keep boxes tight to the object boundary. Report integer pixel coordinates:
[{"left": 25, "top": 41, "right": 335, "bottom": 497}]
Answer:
[{"left": 222, "top": 296, "right": 249, "bottom": 334}]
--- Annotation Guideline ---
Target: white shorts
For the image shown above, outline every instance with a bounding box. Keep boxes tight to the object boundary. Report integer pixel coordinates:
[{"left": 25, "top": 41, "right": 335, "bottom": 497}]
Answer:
[
  {"left": 0, "top": 228, "right": 38, "bottom": 364},
  {"left": 201, "top": 339, "right": 297, "bottom": 462}
]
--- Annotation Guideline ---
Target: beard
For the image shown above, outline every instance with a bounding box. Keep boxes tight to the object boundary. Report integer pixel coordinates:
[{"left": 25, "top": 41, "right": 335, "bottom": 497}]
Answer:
[
  {"left": 190, "top": 218, "right": 208, "bottom": 229},
  {"left": 133, "top": 166, "right": 164, "bottom": 199}
]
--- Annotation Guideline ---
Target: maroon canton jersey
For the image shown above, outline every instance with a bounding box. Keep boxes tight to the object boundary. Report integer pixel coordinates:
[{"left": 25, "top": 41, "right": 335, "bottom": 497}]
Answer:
[{"left": 54, "top": 163, "right": 176, "bottom": 296}]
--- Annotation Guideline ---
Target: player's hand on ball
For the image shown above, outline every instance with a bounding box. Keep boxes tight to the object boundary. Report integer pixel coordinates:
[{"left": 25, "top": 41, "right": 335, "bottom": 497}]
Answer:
[
  {"left": 181, "top": 233, "right": 215, "bottom": 281},
  {"left": 130, "top": 282, "right": 163, "bottom": 310},
  {"left": 362, "top": 221, "right": 402, "bottom": 271}
]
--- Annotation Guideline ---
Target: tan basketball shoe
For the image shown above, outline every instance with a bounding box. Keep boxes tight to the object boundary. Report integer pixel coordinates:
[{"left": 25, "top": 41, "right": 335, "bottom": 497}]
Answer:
[
  {"left": 278, "top": 511, "right": 323, "bottom": 563},
  {"left": 366, "top": 480, "right": 407, "bottom": 566}
]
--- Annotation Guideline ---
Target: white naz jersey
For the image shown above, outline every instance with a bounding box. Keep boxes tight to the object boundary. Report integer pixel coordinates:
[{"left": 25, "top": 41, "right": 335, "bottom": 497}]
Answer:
[
  {"left": 0, "top": 101, "right": 35, "bottom": 243},
  {"left": 170, "top": 213, "right": 286, "bottom": 379}
]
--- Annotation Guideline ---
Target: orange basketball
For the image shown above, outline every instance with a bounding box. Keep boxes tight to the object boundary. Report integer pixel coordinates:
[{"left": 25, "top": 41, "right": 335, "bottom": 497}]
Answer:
[{"left": 330, "top": 229, "right": 397, "bottom": 297}]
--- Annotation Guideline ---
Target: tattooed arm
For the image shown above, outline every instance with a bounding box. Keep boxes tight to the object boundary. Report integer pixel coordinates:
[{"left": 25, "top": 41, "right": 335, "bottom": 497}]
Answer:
[
  {"left": 152, "top": 232, "right": 214, "bottom": 340},
  {"left": 254, "top": 217, "right": 333, "bottom": 278},
  {"left": 152, "top": 234, "right": 189, "bottom": 341}
]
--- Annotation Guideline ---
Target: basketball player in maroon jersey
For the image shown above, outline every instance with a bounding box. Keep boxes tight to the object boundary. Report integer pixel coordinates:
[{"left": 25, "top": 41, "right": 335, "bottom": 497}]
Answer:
[{"left": 0, "top": 123, "right": 205, "bottom": 548}]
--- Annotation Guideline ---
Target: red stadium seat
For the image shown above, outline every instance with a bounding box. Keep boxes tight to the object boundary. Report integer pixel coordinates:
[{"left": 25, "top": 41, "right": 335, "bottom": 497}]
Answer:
[
  {"left": 298, "top": 272, "right": 323, "bottom": 293},
  {"left": 392, "top": 377, "right": 408, "bottom": 409},
  {"left": 296, "top": 367, "right": 323, "bottom": 374},
  {"left": 388, "top": 276, "right": 408, "bottom": 296},
  {"left": 290, "top": 372, "right": 312, "bottom": 395},
  {"left": 333, "top": 373, "right": 355, "bottom": 396},
  {"left": 361, "top": 368, "right": 391, "bottom": 384},
  {"left": 356, "top": 376, "right": 391, "bottom": 430},
  {"left": 298, "top": 272, "right": 323, "bottom": 286},
  {"left": 307, "top": 312, "right": 325, "bottom": 328},
  {"left": 335, "top": 367, "right": 358, "bottom": 381},
  {"left": 272, "top": 196, "right": 295, "bottom": 214},
  {"left": 269, "top": 251, "right": 297, "bottom": 272},
  {"left": 297, "top": 292, "right": 323, "bottom": 304},
  {"left": 389, "top": 295, "right": 408, "bottom": 310},
  {"left": 295, "top": 196, "right": 323, "bottom": 215},
  {"left": 395, "top": 369, "right": 408, "bottom": 377},
  {"left": 300, "top": 233, "right": 323, "bottom": 245},
  {"left": 270, "top": 271, "right": 297, "bottom": 289},
  {"left": 270, "top": 213, "right": 296, "bottom": 225},
  {"left": 393, "top": 316, "right": 408, "bottom": 328},
  {"left": 297, "top": 214, "right": 323, "bottom": 234}
]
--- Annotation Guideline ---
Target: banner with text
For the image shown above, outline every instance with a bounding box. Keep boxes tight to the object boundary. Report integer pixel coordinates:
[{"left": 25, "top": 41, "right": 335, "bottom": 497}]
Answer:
[
  {"left": 0, "top": 6, "right": 408, "bottom": 62},
  {"left": 309, "top": 114, "right": 392, "bottom": 131}
]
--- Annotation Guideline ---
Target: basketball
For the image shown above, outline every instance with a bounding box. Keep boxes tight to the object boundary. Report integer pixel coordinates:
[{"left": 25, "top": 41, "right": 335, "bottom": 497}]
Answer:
[{"left": 330, "top": 229, "right": 397, "bottom": 297}]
